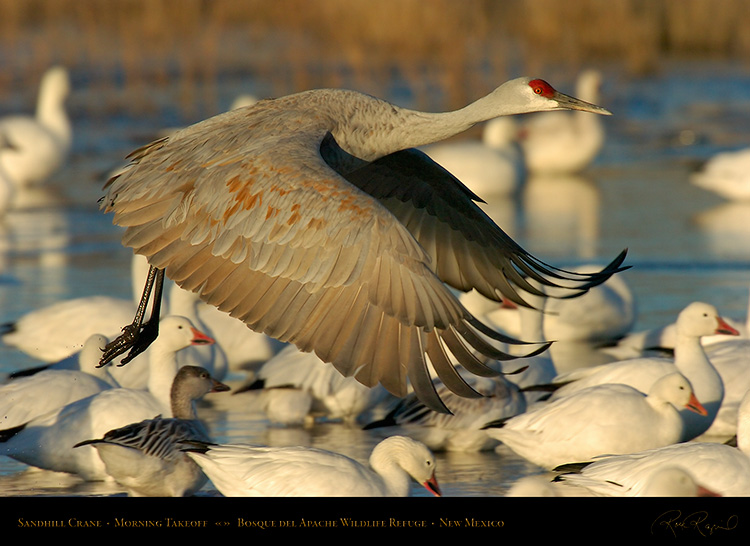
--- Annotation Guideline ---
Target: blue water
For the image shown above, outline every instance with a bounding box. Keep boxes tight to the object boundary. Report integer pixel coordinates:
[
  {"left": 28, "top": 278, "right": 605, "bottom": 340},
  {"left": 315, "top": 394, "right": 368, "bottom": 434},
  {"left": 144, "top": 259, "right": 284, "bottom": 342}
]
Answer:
[{"left": 0, "top": 60, "right": 749, "bottom": 498}]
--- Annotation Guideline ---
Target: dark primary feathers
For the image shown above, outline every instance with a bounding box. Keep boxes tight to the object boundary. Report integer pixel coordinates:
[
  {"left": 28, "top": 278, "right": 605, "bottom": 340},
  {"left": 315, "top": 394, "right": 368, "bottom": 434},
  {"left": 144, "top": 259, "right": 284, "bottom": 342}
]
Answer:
[{"left": 339, "top": 144, "right": 629, "bottom": 308}]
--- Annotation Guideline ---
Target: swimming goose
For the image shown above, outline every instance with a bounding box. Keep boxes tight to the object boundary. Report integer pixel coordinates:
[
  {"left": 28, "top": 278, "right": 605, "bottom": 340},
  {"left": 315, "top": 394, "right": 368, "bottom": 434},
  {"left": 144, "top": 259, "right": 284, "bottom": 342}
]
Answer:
[
  {"left": 541, "top": 302, "right": 738, "bottom": 441},
  {"left": 422, "top": 117, "right": 525, "bottom": 197},
  {"left": 484, "top": 372, "right": 706, "bottom": 470},
  {"left": 552, "top": 388, "right": 750, "bottom": 497},
  {"left": 0, "top": 316, "right": 213, "bottom": 480},
  {"left": 0, "top": 66, "right": 72, "bottom": 189},
  {"left": 691, "top": 147, "right": 750, "bottom": 201},
  {"left": 0, "top": 334, "right": 115, "bottom": 429},
  {"left": 183, "top": 435, "right": 441, "bottom": 497},
  {"left": 507, "top": 466, "right": 719, "bottom": 497},
  {"left": 236, "top": 344, "right": 394, "bottom": 426},
  {"left": 74, "top": 366, "right": 229, "bottom": 497}
]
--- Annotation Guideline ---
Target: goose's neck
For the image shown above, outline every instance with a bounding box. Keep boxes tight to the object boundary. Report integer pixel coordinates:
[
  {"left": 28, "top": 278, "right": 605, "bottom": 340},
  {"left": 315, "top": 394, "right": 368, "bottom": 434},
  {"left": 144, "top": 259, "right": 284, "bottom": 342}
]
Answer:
[
  {"left": 511, "top": 306, "right": 546, "bottom": 357},
  {"left": 167, "top": 284, "right": 199, "bottom": 319},
  {"left": 673, "top": 333, "right": 723, "bottom": 401},
  {"left": 93, "top": 364, "right": 119, "bottom": 386},
  {"left": 646, "top": 398, "right": 684, "bottom": 440},
  {"left": 735, "top": 390, "right": 750, "bottom": 454},
  {"left": 672, "top": 334, "right": 721, "bottom": 400},
  {"left": 673, "top": 333, "right": 709, "bottom": 370},
  {"left": 147, "top": 347, "right": 180, "bottom": 415},
  {"left": 171, "top": 396, "right": 199, "bottom": 421},
  {"left": 36, "top": 83, "right": 71, "bottom": 149},
  {"left": 369, "top": 449, "right": 411, "bottom": 497},
  {"left": 518, "top": 293, "right": 546, "bottom": 340}
]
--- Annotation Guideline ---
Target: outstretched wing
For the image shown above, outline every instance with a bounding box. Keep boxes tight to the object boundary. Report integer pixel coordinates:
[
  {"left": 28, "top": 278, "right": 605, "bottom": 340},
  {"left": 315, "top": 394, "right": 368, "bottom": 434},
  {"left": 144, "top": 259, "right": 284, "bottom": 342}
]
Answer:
[
  {"left": 102, "top": 105, "right": 542, "bottom": 413},
  {"left": 335, "top": 144, "right": 628, "bottom": 308}
]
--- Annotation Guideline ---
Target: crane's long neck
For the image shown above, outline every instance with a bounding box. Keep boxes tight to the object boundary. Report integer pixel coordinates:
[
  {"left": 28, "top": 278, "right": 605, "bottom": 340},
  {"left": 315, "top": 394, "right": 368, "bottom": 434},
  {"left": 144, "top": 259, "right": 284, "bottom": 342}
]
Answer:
[
  {"left": 337, "top": 109, "right": 476, "bottom": 162},
  {"left": 330, "top": 86, "right": 523, "bottom": 162}
]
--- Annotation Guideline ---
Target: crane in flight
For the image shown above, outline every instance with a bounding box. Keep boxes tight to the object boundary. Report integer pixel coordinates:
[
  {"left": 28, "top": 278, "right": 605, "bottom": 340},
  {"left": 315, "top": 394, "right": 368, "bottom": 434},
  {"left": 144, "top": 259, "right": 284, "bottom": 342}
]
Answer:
[{"left": 99, "top": 77, "right": 627, "bottom": 413}]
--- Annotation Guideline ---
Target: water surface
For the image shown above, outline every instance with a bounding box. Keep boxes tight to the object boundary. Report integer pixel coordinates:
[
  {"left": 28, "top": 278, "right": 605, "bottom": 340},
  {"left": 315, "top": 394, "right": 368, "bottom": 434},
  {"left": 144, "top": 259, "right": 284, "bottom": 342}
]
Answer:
[{"left": 0, "top": 61, "right": 749, "bottom": 501}]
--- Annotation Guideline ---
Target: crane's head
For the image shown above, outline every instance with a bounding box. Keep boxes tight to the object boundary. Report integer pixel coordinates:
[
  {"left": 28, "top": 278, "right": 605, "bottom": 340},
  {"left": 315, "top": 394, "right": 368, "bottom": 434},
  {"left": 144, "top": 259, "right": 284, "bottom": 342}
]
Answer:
[
  {"left": 486, "top": 77, "right": 612, "bottom": 118},
  {"left": 526, "top": 78, "right": 611, "bottom": 115}
]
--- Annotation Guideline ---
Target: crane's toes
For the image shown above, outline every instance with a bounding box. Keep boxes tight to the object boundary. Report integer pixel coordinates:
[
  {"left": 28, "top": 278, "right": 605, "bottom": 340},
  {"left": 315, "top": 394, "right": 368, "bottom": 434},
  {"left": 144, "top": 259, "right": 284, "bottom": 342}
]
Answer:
[
  {"left": 98, "top": 342, "right": 129, "bottom": 367},
  {"left": 98, "top": 323, "right": 146, "bottom": 367},
  {"left": 118, "top": 321, "right": 159, "bottom": 366}
]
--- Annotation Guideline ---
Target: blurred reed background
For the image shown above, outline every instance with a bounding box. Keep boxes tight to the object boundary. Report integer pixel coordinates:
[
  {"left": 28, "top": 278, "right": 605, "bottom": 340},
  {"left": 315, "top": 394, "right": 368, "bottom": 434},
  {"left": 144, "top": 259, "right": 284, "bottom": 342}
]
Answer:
[{"left": 1, "top": 0, "right": 750, "bottom": 126}]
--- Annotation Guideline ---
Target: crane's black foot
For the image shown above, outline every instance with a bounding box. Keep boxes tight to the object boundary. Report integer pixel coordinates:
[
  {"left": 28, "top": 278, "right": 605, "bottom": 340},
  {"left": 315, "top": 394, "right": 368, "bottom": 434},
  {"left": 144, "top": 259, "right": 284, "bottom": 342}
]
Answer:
[
  {"left": 98, "top": 323, "right": 140, "bottom": 367},
  {"left": 98, "top": 320, "right": 159, "bottom": 367}
]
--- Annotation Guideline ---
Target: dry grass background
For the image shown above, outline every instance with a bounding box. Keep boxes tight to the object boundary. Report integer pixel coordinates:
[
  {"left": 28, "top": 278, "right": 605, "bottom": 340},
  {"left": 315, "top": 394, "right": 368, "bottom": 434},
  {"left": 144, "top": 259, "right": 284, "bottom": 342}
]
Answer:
[{"left": 1, "top": 0, "right": 749, "bottom": 120}]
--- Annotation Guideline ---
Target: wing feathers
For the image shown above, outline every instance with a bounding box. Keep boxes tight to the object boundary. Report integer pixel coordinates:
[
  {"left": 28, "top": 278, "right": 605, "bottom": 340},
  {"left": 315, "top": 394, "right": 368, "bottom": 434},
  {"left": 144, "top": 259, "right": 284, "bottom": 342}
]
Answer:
[
  {"left": 102, "top": 99, "right": 628, "bottom": 413},
  {"left": 340, "top": 147, "right": 629, "bottom": 308}
]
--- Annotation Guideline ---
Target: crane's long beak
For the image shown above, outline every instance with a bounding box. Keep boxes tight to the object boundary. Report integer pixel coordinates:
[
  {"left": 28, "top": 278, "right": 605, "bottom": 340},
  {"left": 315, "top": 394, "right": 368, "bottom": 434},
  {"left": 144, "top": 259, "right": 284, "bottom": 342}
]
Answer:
[{"left": 553, "top": 91, "right": 612, "bottom": 115}]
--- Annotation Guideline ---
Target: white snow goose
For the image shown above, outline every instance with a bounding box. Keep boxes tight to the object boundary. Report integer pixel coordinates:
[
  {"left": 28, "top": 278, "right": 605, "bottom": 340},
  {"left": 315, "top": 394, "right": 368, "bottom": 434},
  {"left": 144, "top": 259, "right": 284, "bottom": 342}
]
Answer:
[
  {"left": 0, "top": 66, "right": 72, "bottom": 189},
  {"left": 0, "top": 334, "right": 116, "bottom": 429},
  {"left": 235, "top": 344, "right": 395, "bottom": 426},
  {"left": 551, "top": 388, "right": 750, "bottom": 497},
  {"left": 483, "top": 372, "right": 706, "bottom": 470},
  {"left": 182, "top": 435, "right": 441, "bottom": 497},
  {"left": 535, "top": 302, "right": 739, "bottom": 441},
  {"left": 0, "top": 316, "right": 214, "bottom": 480}
]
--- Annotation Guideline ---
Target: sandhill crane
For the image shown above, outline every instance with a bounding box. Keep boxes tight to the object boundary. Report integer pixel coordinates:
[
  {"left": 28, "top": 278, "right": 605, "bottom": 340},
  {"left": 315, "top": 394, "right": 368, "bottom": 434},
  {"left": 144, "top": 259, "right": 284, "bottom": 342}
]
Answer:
[{"left": 99, "top": 77, "right": 626, "bottom": 413}]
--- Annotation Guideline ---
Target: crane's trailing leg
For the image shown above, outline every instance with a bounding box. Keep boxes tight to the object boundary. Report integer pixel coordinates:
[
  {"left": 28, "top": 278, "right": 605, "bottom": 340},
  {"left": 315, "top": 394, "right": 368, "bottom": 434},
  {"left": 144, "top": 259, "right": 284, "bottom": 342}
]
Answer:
[{"left": 98, "top": 266, "right": 165, "bottom": 367}]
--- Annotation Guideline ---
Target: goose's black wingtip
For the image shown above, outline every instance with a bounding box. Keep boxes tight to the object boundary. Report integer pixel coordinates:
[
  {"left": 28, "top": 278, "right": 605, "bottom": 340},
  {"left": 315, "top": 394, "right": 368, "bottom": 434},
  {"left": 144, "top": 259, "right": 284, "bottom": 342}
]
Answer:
[
  {"left": 552, "top": 461, "right": 593, "bottom": 474},
  {"left": 0, "top": 423, "right": 27, "bottom": 443},
  {"left": 480, "top": 417, "right": 510, "bottom": 430}
]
